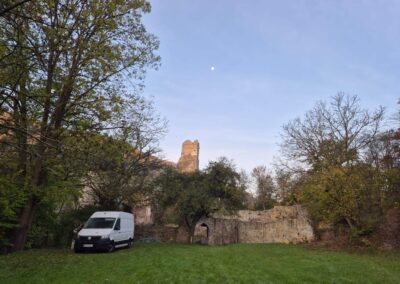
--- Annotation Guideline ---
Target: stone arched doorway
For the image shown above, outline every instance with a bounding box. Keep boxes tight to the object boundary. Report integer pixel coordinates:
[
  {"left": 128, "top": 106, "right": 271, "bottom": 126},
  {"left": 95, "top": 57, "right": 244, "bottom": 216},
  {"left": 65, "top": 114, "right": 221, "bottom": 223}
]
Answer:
[{"left": 194, "top": 223, "right": 209, "bottom": 244}]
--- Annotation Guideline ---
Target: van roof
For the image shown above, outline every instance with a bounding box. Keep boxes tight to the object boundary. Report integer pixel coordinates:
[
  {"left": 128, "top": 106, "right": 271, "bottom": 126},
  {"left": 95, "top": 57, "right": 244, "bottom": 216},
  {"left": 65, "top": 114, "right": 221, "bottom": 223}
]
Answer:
[{"left": 90, "top": 211, "right": 133, "bottom": 218}]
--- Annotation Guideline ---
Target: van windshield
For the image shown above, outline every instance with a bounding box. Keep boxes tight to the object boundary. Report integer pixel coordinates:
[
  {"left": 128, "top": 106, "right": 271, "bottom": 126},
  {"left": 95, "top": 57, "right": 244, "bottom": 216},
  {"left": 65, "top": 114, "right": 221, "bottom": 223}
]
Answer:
[{"left": 83, "top": 218, "right": 116, "bottom": 229}]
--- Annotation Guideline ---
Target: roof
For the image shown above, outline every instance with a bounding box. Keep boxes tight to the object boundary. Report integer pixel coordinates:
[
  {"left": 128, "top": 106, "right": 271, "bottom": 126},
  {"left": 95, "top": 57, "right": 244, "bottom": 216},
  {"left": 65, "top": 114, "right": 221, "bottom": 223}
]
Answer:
[{"left": 91, "top": 211, "right": 133, "bottom": 218}]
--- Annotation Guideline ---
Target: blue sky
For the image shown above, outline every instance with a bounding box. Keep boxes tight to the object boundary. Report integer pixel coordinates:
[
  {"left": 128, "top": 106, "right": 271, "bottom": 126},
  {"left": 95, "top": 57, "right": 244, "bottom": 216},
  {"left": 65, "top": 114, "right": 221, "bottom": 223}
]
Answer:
[{"left": 141, "top": 0, "right": 399, "bottom": 172}]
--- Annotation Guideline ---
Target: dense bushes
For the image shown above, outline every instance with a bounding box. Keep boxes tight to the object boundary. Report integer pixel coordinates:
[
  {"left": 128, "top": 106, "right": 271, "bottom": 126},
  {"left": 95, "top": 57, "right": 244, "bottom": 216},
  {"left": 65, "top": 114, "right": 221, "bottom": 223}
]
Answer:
[
  {"left": 300, "top": 165, "right": 396, "bottom": 242},
  {"left": 27, "top": 204, "right": 97, "bottom": 249},
  {"left": 0, "top": 175, "right": 26, "bottom": 251}
]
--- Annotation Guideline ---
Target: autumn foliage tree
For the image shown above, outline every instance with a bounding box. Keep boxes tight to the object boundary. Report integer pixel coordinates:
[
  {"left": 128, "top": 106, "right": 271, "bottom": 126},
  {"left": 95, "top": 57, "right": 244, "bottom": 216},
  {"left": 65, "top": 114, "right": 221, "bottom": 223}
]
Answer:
[{"left": 279, "top": 93, "right": 399, "bottom": 242}]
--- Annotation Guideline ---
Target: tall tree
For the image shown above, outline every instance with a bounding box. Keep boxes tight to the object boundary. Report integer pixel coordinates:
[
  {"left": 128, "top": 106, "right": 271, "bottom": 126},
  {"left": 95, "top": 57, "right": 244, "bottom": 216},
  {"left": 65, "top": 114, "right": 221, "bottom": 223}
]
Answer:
[
  {"left": 281, "top": 93, "right": 384, "bottom": 170},
  {"left": 251, "top": 165, "right": 276, "bottom": 210},
  {"left": 278, "top": 94, "right": 399, "bottom": 241},
  {"left": 82, "top": 96, "right": 167, "bottom": 210},
  {"left": 275, "top": 168, "right": 299, "bottom": 204},
  {"left": 0, "top": 0, "right": 160, "bottom": 251}
]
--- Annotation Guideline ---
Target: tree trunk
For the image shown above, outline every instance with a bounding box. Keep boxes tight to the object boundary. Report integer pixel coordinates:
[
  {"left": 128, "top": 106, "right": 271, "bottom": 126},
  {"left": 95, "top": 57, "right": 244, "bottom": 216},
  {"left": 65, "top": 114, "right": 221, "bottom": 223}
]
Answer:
[
  {"left": 183, "top": 217, "right": 199, "bottom": 244},
  {"left": 10, "top": 195, "right": 38, "bottom": 252},
  {"left": 189, "top": 226, "right": 196, "bottom": 244},
  {"left": 179, "top": 218, "right": 195, "bottom": 244},
  {"left": 11, "top": 145, "right": 46, "bottom": 252},
  {"left": 182, "top": 220, "right": 192, "bottom": 243},
  {"left": 345, "top": 217, "right": 354, "bottom": 229},
  {"left": 9, "top": 19, "right": 37, "bottom": 253}
]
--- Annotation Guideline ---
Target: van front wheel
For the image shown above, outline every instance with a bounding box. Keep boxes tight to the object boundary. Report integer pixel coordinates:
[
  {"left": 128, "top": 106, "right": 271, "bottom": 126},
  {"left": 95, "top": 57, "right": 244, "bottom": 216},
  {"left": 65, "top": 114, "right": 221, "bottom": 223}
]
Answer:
[
  {"left": 127, "top": 239, "right": 133, "bottom": 248},
  {"left": 107, "top": 242, "right": 115, "bottom": 253}
]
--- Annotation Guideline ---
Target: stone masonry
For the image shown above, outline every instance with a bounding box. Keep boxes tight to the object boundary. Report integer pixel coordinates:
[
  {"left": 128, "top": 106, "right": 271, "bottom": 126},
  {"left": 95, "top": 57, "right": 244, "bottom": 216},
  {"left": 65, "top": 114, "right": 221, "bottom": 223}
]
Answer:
[
  {"left": 195, "top": 205, "right": 314, "bottom": 245},
  {"left": 177, "top": 139, "right": 200, "bottom": 173}
]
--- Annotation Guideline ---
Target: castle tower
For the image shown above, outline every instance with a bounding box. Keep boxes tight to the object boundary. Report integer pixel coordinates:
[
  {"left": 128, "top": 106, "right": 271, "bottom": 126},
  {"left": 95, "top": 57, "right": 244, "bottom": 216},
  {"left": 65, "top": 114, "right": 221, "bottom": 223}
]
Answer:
[{"left": 177, "top": 139, "right": 200, "bottom": 173}]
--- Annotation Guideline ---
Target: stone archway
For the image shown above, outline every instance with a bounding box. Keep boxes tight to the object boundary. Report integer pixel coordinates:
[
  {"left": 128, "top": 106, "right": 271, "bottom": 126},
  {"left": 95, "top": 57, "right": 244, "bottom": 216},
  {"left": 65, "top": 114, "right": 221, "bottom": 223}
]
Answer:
[
  {"left": 194, "top": 218, "right": 214, "bottom": 244},
  {"left": 194, "top": 223, "right": 209, "bottom": 244}
]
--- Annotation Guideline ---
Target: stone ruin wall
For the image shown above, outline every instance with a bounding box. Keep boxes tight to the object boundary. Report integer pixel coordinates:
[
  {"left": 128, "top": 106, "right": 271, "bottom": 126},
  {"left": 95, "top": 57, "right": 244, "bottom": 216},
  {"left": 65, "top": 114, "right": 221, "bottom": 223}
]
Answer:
[
  {"left": 139, "top": 205, "right": 315, "bottom": 245},
  {"left": 134, "top": 224, "right": 178, "bottom": 242},
  {"left": 198, "top": 205, "right": 314, "bottom": 245},
  {"left": 176, "top": 140, "right": 199, "bottom": 173},
  {"left": 133, "top": 206, "right": 154, "bottom": 225}
]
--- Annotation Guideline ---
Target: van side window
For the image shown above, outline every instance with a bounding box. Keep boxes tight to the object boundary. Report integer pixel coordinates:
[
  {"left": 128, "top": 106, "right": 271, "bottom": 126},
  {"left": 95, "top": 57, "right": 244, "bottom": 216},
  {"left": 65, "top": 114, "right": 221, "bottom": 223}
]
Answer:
[{"left": 114, "top": 218, "right": 121, "bottom": 230}]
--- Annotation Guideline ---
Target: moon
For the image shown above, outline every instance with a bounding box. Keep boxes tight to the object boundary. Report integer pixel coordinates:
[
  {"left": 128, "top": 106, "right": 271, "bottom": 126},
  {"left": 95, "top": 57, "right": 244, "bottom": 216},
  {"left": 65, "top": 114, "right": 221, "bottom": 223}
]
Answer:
[{"left": 210, "top": 66, "right": 215, "bottom": 71}]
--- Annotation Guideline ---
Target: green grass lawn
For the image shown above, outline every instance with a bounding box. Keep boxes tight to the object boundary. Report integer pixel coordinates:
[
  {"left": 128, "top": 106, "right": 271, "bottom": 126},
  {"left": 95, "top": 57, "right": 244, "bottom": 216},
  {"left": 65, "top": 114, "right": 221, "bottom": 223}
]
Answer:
[{"left": 1, "top": 243, "right": 399, "bottom": 284}]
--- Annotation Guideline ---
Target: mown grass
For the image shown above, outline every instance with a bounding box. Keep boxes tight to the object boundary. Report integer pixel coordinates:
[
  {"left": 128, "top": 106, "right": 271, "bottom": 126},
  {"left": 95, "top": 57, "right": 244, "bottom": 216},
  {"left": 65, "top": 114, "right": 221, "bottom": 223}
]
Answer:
[{"left": 1, "top": 243, "right": 399, "bottom": 283}]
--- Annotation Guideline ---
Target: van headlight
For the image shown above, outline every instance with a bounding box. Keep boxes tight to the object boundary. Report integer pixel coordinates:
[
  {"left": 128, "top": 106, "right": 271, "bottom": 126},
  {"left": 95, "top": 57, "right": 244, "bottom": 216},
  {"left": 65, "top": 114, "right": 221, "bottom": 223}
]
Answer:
[{"left": 101, "top": 235, "right": 109, "bottom": 240}]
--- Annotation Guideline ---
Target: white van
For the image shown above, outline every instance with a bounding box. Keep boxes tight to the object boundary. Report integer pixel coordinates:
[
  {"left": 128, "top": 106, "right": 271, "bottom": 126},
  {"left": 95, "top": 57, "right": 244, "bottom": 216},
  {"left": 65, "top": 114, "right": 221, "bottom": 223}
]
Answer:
[{"left": 74, "top": 211, "right": 134, "bottom": 252}]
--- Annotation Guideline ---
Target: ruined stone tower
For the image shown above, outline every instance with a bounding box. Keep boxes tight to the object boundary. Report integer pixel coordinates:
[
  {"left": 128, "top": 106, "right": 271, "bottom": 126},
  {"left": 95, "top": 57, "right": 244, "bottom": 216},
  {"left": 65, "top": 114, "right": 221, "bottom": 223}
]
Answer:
[{"left": 177, "top": 139, "right": 200, "bottom": 173}]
